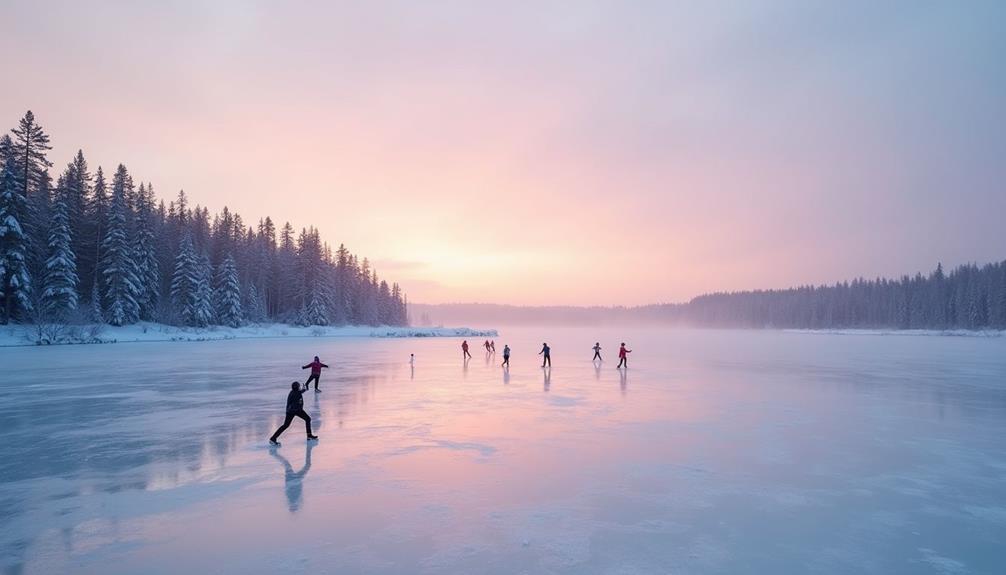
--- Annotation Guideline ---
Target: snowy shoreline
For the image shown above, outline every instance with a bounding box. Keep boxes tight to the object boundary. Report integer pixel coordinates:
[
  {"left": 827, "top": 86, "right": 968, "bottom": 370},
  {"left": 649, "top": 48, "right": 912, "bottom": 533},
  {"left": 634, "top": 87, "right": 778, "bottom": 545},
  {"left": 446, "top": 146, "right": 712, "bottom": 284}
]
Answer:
[
  {"left": 0, "top": 322, "right": 498, "bottom": 347},
  {"left": 783, "top": 328, "right": 1004, "bottom": 338}
]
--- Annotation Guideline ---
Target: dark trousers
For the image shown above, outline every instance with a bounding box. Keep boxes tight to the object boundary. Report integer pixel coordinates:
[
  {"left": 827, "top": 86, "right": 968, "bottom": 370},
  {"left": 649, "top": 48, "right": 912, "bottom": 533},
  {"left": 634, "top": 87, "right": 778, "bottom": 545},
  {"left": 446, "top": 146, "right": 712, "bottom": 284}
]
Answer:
[
  {"left": 502, "top": 355, "right": 509, "bottom": 366},
  {"left": 271, "top": 409, "right": 312, "bottom": 441},
  {"left": 464, "top": 350, "right": 471, "bottom": 359},
  {"left": 305, "top": 373, "right": 320, "bottom": 390},
  {"left": 593, "top": 351, "right": 601, "bottom": 360},
  {"left": 617, "top": 357, "right": 627, "bottom": 368},
  {"left": 542, "top": 355, "right": 550, "bottom": 367}
]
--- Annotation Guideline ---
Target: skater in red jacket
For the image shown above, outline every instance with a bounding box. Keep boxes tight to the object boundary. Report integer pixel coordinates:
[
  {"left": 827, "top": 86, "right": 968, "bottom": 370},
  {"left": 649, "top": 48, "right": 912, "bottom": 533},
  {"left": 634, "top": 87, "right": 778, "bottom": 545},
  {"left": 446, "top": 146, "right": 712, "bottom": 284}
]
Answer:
[
  {"left": 462, "top": 340, "right": 472, "bottom": 360},
  {"left": 617, "top": 343, "right": 632, "bottom": 368},
  {"left": 302, "top": 356, "right": 329, "bottom": 392}
]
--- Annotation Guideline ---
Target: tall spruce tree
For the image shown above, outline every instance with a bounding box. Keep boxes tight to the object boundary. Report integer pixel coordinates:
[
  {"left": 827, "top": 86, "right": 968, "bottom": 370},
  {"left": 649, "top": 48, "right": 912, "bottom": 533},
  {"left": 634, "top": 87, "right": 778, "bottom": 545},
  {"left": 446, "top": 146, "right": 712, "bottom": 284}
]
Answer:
[
  {"left": 42, "top": 185, "right": 78, "bottom": 317},
  {"left": 11, "top": 111, "right": 52, "bottom": 200},
  {"left": 170, "top": 235, "right": 200, "bottom": 326},
  {"left": 193, "top": 253, "right": 214, "bottom": 326},
  {"left": 133, "top": 182, "right": 160, "bottom": 319},
  {"left": 213, "top": 254, "right": 242, "bottom": 327},
  {"left": 0, "top": 157, "right": 33, "bottom": 323},
  {"left": 101, "top": 170, "right": 140, "bottom": 325}
]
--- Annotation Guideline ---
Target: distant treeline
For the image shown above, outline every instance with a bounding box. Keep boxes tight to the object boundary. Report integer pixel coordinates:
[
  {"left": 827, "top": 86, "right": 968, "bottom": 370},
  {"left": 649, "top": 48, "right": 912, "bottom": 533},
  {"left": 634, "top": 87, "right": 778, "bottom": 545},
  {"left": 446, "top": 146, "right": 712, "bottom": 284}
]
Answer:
[
  {"left": 0, "top": 110, "right": 408, "bottom": 327},
  {"left": 414, "top": 261, "right": 1006, "bottom": 330}
]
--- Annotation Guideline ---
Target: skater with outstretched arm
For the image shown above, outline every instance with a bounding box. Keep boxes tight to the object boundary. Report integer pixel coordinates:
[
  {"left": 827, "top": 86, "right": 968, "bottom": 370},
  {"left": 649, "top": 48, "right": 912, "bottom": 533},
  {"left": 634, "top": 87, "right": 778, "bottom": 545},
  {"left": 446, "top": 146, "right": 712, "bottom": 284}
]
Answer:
[
  {"left": 592, "top": 342, "right": 602, "bottom": 361},
  {"left": 269, "top": 382, "right": 318, "bottom": 446},
  {"left": 462, "top": 340, "right": 472, "bottom": 360},
  {"left": 301, "top": 356, "right": 329, "bottom": 392},
  {"left": 539, "top": 342, "right": 551, "bottom": 367},
  {"left": 501, "top": 344, "right": 511, "bottom": 367},
  {"left": 617, "top": 343, "right": 632, "bottom": 368}
]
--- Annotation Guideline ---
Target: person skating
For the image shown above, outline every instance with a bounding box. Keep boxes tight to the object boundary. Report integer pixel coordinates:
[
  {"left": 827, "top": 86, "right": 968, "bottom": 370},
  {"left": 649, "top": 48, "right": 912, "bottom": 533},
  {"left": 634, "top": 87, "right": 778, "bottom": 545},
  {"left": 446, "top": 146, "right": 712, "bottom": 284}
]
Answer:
[
  {"left": 539, "top": 342, "right": 551, "bottom": 367},
  {"left": 462, "top": 340, "right": 472, "bottom": 360},
  {"left": 301, "top": 356, "right": 329, "bottom": 392},
  {"left": 490, "top": 340, "right": 496, "bottom": 353},
  {"left": 501, "top": 344, "right": 511, "bottom": 367},
  {"left": 617, "top": 343, "right": 632, "bottom": 368},
  {"left": 592, "top": 342, "right": 602, "bottom": 361},
  {"left": 269, "top": 382, "right": 318, "bottom": 445},
  {"left": 484, "top": 340, "right": 491, "bottom": 353}
]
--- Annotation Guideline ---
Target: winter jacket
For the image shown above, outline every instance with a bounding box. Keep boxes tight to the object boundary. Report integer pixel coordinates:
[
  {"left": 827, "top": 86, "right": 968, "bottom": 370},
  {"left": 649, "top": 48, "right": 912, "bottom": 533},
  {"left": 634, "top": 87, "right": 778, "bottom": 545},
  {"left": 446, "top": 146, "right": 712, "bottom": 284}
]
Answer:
[
  {"left": 286, "top": 388, "right": 304, "bottom": 413},
  {"left": 303, "top": 360, "right": 329, "bottom": 375}
]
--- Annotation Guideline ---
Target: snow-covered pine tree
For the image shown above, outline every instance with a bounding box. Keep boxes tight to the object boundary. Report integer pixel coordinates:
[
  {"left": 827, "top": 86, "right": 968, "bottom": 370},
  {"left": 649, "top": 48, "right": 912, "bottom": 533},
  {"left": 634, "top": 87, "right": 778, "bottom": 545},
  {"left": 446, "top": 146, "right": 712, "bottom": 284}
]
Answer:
[
  {"left": 26, "top": 170, "right": 52, "bottom": 311},
  {"left": 244, "top": 281, "right": 266, "bottom": 323},
  {"left": 0, "top": 157, "right": 33, "bottom": 323},
  {"left": 87, "top": 166, "right": 109, "bottom": 321},
  {"left": 42, "top": 185, "right": 78, "bottom": 317},
  {"left": 101, "top": 173, "right": 140, "bottom": 326},
  {"left": 301, "top": 286, "right": 329, "bottom": 326},
  {"left": 63, "top": 151, "right": 91, "bottom": 293},
  {"left": 133, "top": 182, "right": 160, "bottom": 319},
  {"left": 193, "top": 253, "right": 214, "bottom": 326},
  {"left": 213, "top": 254, "right": 242, "bottom": 327},
  {"left": 170, "top": 234, "right": 199, "bottom": 325}
]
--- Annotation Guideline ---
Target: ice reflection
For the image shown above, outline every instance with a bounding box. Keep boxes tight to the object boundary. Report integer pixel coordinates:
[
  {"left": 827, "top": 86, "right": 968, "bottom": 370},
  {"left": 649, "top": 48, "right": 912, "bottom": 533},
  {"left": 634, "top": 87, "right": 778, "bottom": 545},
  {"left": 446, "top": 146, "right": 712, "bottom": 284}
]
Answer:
[{"left": 270, "top": 442, "right": 314, "bottom": 512}]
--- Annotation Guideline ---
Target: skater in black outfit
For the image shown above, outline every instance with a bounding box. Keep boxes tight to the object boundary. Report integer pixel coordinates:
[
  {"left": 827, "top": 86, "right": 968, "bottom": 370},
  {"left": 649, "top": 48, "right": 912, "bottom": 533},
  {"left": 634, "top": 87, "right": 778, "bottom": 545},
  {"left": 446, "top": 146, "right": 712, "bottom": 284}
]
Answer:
[
  {"left": 539, "top": 342, "right": 551, "bottom": 367},
  {"left": 592, "top": 342, "right": 602, "bottom": 361},
  {"left": 270, "top": 382, "right": 318, "bottom": 445},
  {"left": 501, "top": 344, "right": 511, "bottom": 367}
]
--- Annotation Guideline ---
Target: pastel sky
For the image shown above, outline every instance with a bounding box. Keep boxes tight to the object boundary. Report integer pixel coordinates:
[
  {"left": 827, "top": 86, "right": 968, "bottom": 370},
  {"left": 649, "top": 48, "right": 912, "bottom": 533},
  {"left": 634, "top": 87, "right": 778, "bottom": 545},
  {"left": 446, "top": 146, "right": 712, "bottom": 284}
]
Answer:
[{"left": 2, "top": 1, "right": 1004, "bottom": 306}]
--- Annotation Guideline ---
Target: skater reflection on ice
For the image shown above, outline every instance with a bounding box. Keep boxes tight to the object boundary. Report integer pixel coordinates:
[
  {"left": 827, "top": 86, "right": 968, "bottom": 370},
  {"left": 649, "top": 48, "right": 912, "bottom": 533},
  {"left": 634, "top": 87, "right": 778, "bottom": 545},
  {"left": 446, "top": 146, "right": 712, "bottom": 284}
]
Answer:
[
  {"left": 620, "top": 366, "right": 627, "bottom": 395},
  {"left": 270, "top": 442, "right": 315, "bottom": 513},
  {"left": 543, "top": 366, "right": 551, "bottom": 392}
]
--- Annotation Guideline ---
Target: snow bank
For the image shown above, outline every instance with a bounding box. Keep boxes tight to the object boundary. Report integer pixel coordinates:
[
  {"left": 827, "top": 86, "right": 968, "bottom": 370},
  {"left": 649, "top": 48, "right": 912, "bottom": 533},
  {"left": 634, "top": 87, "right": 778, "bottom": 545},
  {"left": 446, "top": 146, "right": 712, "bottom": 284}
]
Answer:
[
  {"left": 784, "top": 328, "right": 1004, "bottom": 338},
  {"left": 0, "top": 321, "right": 498, "bottom": 347}
]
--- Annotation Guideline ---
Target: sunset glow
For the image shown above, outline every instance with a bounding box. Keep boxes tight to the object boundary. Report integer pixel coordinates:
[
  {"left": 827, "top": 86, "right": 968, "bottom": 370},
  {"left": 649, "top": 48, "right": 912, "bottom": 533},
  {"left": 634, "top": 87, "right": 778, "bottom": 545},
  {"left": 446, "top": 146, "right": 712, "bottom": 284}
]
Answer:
[{"left": 3, "top": 1, "right": 1004, "bottom": 305}]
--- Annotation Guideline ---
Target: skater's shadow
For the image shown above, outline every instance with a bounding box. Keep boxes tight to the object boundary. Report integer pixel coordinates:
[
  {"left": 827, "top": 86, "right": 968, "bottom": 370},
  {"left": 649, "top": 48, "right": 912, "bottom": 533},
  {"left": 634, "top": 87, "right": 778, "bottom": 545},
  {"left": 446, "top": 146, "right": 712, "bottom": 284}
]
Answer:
[
  {"left": 619, "top": 368, "right": 627, "bottom": 396},
  {"left": 502, "top": 365, "right": 510, "bottom": 385},
  {"left": 543, "top": 366, "right": 551, "bottom": 392},
  {"left": 594, "top": 362, "right": 601, "bottom": 380},
  {"left": 270, "top": 442, "right": 315, "bottom": 513}
]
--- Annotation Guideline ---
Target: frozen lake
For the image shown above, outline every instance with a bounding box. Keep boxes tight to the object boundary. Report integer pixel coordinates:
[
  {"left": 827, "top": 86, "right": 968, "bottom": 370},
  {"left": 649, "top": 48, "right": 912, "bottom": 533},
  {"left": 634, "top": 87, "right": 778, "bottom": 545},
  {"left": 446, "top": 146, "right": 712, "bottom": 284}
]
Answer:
[{"left": 2, "top": 328, "right": 1005, "bottom": 574}]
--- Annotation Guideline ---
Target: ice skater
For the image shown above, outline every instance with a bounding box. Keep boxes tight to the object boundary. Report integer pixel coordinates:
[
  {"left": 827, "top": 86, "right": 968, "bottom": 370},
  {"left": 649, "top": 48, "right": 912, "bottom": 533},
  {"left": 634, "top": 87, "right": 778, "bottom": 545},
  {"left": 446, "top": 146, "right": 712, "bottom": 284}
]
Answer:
[
  {"left": 409, "top": 353, "right": 415, "bottom": 365},
  {"left": 617, "top": 343, "right": 632, "bottom": 368},
  {"left": 490, "top": 340, "right": 496, "bottom": 353},
  {"left": 484, "top": 340, "right": 492, "bottom": 353},
  {"left": 501, "top": 344, "right": 511, "bottom": 367},
  {"left": 269, "top": 382, "right": 318, "bottom": 445},
  {"left": 592, "top": 342, "right": 602, "bottom": 361},
  {"left": 301, "top": 356, "right": 329, "bottom": 392},
  {"left": 539, "top": 342, "right": 551, "bottom": 367},
  {"left": 462, "top": 340, "right": 472, "bottom": 360}
]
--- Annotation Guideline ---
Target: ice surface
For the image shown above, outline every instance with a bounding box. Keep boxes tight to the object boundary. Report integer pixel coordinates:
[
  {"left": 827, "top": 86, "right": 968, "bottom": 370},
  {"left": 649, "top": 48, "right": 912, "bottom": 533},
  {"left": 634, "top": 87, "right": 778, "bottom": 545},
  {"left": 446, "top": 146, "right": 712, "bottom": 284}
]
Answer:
[{"left": 1, "top": 327, "right": 1005, "bottom": 574}]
